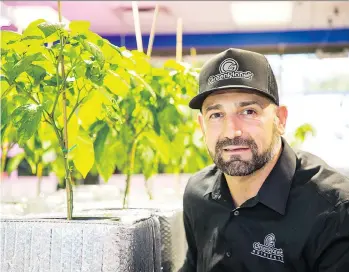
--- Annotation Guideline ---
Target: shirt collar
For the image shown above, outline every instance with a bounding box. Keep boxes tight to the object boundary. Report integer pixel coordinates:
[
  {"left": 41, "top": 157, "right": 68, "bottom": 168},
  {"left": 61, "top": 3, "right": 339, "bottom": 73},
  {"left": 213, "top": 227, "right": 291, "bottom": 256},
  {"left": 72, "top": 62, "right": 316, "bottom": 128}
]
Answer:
[
  {"left": 204, "top": 166, "right": 222, "bottom": 198},
  {"left": 203, "top": 138, "right": 297, "bottom": 215},
  {"left": 257, "top": 138, "right": 297, "bottom": 215}
]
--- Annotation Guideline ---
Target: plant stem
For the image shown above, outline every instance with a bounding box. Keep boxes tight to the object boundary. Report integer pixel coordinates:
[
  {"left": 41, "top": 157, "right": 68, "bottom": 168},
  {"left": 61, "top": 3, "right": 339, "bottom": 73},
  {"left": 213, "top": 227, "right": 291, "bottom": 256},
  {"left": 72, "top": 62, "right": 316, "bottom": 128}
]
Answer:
[
  {"left": 67, "top": 87, "right": 82, "bottom": 123},
  {"left": 61, "top": 50, "right": 73, "bottom": 220},
  {"left": 58, "top": 0, "right": 73, "bottom": 220},
  {"left": 122, "top": 140, "right": 137, "bottom": 208},
  {"left": 123, "top": 172, "right": 131, "bottom": 209},
  {"left": 1, "top": 143, "right": 8, "bottom": 174},
  {"left": 144, "top": 177, "right": 153, "bottom": 200},
  {"left": 0, "top": 131, "right": 15, "bottom": 175},
  {"left": 122, "top": 124, "right": 148, "bottom": 208},
  {"left": 16, "top": 83, "right": 40, "bottom": 105},
  {"left": 36, "top": 163, "right": 43, "bottom": 197},
  {"left": 47, "top": 113, "right": 64, "bottom": 148}
]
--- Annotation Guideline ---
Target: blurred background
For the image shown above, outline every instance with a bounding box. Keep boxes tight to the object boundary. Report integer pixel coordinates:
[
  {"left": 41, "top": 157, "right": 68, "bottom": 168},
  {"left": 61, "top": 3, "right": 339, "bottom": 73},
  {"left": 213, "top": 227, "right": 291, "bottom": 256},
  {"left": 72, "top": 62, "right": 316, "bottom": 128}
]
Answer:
[{"left": 1, "top": 1, "right": 349, "bottom": 214}]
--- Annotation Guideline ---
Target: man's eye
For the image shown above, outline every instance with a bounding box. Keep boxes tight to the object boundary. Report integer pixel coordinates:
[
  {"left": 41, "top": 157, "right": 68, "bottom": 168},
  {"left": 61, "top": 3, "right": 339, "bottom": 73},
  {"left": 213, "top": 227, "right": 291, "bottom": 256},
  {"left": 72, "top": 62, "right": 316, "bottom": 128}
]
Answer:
[
  {"left": 209, "top": 112, "right": 223, "bottom": 119},
  {"left": 241, "top": 109, "right": 257, "bottom": 115}
]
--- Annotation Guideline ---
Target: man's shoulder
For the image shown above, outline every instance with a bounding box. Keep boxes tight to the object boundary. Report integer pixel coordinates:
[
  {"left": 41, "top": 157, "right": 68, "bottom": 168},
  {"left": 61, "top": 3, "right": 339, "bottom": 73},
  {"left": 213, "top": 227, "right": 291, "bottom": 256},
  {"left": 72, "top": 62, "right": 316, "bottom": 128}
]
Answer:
[
  {"left": 184, "top": 164, "right": 218, "bottom": 199},
  {"left": 295, "top": 149, "right": 349, "bottom": 208}
]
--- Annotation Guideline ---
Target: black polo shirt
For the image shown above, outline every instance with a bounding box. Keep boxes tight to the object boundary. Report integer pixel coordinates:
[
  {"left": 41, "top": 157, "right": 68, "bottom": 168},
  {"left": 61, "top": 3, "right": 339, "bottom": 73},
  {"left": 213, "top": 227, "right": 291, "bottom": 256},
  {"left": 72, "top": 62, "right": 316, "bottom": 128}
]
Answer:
[{"left": 180, "top": 139, "right": 349, "bottom": 272}]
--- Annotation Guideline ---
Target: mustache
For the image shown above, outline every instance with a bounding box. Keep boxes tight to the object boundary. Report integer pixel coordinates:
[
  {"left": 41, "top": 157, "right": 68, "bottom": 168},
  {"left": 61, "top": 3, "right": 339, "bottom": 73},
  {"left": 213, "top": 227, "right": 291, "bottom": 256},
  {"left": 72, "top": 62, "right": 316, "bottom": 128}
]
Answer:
[{"left": 216, "top": 137, "right": 257, "bottom": 150}]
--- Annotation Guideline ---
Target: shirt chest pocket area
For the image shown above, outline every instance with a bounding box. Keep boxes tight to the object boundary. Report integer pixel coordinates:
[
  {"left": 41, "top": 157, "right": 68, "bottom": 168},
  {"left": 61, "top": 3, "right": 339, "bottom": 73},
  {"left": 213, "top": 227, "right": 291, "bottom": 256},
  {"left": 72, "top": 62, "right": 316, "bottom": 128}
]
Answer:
[{"left": 196, "top": 214, "right": 231, "bottom": 266}]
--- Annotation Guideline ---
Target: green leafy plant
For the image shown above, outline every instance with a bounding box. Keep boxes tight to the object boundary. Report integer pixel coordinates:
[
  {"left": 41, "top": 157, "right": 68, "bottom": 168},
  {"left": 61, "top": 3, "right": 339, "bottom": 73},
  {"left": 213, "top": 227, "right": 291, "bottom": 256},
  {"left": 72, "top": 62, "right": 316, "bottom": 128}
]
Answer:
[
  {"left": 290, "top": 123, "right": 316, "bottom": 148},
  {"left": 1, "top": 17, "right": 213, "bottom": 216},
  {"left": 92, "top": 57, "right": 210, "bottom": 207},
  {"left": 0, "top": 19, "right": 159, "bottom": 218},
  {"left": 5, "top": 131, "right": 59, "bottom": 196},
  {"left": 131, "top": 61, "right": 211, "bottom": 200}
]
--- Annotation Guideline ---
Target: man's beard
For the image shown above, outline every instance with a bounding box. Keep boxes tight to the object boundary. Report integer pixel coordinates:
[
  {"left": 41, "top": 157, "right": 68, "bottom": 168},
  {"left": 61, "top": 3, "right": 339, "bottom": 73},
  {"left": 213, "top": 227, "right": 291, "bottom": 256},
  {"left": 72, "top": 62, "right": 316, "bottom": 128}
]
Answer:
[{"left": 209, "top": 126, "right": 280, "bottom": 176}]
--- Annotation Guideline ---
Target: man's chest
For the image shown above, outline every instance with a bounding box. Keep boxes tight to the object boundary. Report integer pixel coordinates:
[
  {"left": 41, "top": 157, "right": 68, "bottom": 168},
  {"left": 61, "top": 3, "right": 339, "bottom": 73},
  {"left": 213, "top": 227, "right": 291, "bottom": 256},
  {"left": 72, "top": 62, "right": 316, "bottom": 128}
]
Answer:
[{"left": 193, "top": 204, "right": 312, "bottom": 272}]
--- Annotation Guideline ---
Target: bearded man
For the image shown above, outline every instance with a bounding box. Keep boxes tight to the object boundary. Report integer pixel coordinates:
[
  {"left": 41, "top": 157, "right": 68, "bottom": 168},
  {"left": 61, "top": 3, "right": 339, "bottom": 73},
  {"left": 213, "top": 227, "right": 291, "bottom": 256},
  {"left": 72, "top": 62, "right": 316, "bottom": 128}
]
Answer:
[{"left": 179, "top": 48, "right": 349, "bottom": 272}]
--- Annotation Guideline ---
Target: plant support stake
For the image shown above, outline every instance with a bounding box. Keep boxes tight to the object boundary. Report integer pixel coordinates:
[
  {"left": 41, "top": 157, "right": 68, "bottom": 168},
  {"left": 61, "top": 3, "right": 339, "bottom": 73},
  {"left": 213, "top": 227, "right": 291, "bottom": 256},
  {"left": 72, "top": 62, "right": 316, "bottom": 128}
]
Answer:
[
  {"left": 147, "top": 4, "right": 159, "bottom": 57},
  {"left": 176, "top": 18, "right": 183, "bottom": 62},
  {"left": 132, "top": 1, "right": 143, "bottom": 53}
]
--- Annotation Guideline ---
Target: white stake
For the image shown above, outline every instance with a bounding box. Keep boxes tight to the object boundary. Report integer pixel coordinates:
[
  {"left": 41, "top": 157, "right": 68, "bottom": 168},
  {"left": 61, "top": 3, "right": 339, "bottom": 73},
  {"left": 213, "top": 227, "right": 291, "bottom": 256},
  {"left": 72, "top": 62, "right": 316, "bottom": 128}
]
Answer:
[
  {"left": 132, "top": 1, "right": 143, "bottom": 53},
  {"left": 147, "top": 4, "right": 160, "bottom": 58},
  {"left": 176, "top": 18, "right": 183, "bottom": 62}
]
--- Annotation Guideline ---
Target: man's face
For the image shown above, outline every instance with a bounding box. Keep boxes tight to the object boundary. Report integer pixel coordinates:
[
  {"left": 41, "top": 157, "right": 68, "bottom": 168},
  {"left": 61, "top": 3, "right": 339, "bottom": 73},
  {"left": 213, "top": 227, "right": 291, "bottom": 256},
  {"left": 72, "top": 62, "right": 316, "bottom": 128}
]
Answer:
[{"left": 198, "top": 90, "right": 287, "bottom": 176}]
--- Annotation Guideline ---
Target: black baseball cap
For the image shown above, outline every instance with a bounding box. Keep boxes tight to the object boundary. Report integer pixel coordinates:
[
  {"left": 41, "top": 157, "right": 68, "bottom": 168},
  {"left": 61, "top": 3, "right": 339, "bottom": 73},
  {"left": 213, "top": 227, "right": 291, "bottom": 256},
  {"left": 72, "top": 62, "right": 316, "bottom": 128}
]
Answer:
[{"left": 189, "top": 48, "right": 279, "bottom": 110}]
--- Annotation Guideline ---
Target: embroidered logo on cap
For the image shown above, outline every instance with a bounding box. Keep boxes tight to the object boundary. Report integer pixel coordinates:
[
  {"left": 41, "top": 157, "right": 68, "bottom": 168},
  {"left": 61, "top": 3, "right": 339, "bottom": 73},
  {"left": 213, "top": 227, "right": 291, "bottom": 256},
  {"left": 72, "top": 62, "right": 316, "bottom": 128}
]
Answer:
[
  {"left": 251, "top": 233, "right": 284, "bottom": 263},
  {"left": 208, "top": 58, "right": 254, "bottom": 85}
]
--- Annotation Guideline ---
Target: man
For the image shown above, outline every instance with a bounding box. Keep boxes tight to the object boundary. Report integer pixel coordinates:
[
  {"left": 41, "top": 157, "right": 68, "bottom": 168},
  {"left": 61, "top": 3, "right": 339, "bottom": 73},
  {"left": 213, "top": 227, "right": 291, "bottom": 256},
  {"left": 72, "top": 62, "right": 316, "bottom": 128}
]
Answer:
[{"left": 180, "top": 48, "right": 349, "bottom": 272}]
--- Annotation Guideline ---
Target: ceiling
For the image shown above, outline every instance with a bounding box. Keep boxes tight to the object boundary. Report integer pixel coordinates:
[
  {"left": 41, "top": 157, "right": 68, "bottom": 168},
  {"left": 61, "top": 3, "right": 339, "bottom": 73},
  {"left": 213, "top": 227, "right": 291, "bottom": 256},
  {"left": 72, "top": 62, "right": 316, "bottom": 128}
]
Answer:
[{"left": 2, "top": 1, "right": 349, "bottom": 55}]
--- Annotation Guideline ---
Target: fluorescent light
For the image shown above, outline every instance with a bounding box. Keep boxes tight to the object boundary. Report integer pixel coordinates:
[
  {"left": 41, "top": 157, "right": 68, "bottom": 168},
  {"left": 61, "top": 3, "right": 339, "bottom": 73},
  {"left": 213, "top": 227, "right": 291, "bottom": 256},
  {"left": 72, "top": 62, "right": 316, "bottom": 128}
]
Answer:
[
  {"left": 8, "top": 6, "right": 70, "bottom": 31},
  {"left": 231, "top": 1, "right": 293, "bottom": 26}
]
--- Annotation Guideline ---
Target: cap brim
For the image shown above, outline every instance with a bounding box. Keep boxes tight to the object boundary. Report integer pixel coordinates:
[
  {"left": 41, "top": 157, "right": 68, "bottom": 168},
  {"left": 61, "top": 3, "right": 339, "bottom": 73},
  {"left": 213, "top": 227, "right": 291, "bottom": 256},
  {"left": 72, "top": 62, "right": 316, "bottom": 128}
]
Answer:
[{"left": 189, "top": 85, "right": 277, "bottom": 110}]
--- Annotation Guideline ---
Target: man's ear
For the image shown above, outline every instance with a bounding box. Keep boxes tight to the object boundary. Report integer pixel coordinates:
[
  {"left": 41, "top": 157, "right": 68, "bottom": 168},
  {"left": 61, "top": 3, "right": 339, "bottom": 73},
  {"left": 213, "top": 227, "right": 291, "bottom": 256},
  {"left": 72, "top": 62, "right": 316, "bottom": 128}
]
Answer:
[{"left": 276, "top": 105, "right": 288, "bottom": 135}]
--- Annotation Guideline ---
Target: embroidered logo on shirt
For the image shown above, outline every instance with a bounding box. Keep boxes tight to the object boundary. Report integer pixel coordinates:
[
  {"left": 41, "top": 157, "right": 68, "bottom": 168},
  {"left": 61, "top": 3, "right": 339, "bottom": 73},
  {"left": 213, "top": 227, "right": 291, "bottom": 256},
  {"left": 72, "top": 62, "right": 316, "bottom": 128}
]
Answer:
[{"left": 251, "top": 233, "right": 284, "bottom": 263}]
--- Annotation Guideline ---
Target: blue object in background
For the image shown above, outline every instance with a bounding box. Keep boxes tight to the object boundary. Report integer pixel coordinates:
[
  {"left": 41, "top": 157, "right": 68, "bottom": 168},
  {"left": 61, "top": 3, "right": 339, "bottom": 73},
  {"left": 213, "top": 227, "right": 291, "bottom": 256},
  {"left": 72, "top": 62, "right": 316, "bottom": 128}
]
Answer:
[{"left": 103, "top": 28, "right": 349, "bottom": 51}]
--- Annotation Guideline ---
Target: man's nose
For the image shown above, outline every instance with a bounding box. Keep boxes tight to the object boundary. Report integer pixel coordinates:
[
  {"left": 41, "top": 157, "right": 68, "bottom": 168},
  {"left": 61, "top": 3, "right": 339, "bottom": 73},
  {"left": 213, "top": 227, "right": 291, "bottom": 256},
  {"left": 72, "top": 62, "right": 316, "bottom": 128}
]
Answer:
[{"left": 222, "top": 115, "right": 242, "bottom": 138}]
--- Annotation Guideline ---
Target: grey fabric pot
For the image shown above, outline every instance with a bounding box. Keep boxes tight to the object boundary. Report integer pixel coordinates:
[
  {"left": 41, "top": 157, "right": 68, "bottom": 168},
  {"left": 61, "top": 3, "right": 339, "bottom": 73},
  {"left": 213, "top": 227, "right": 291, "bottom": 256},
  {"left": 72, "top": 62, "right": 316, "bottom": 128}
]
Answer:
[
  {"left": 154, "top": 209, "right": 187, "bottom": 272},
  {"left": 78, "top": 208, "right": 187, "bottom": 272},
  {"left": 0, "top": 210, "right": 162, "bottom": 272}
]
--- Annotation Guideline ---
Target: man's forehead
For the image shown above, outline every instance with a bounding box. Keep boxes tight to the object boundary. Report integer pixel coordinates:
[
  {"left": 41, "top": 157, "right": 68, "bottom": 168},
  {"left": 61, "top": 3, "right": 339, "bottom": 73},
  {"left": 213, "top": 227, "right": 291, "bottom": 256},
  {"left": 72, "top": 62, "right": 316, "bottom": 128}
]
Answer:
[{"left": 203, "top": 89, "right": 270, "bottom": 107}]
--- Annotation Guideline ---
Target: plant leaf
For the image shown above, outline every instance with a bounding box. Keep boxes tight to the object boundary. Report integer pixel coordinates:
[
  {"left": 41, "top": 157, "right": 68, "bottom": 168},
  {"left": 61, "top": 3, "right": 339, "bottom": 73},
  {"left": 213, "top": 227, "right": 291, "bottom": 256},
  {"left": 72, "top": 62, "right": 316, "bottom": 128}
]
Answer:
[
  {"left": 11, "top": 104, "right": 43, "bottom": 145},
  {"left": 137, "top": 144, "right": 157, "bottom": 180},
  {"left": 148, "top": 105, "right": 161, "bottom": 135},
  {"left": 1, "top": 31, "right": 22, "bottom": 49},
  {"left": 1, "top": 98, "right": 9, "bottom": 127},
  {"left": 22, "top": 19, "right": 46, "bottom": 37},
  {"left": 131, "top": 50, "right": 151, "bottom": 74},
  {"left": 141, "top": 131, "right": 170, "bottom": 164},
  {"left": 37, "top": 121, "right": 58, "bottom": 144},
  {"left": 6, "top": 153, "right": 25, "bottom": 174},
  {"left": 52, "top": 155, "right": 66, "bottom": 179},
  {"left": 71, "top": 128, "right": 94, "bottom": 178},
  {"left": 67, "top": 113, "right": 79, "bottom": 148},
  {"left": 0, "top": 76, "right": 10, "bottom": 97},
  {"left": 37, "top": 22, "right": 64, "bottom": 38},
  {"left": 101, "top": 42, "right": 123, "bottom": 64},
  {"left": 104, "top": 70, "right": 129, "bottom": 98},
  {"left": 27, "top": 64, "right": 47, "bottom": 85},
  {"left": 81, "top": 40, "right": 105, "bottom": 68},
  {"left": 94, "top": 124, "right": 116, "bottom": 182},
  {"left": 164, "top": 59, "right": 186, "bottom": 72},
  {"left": 78, "top": 89, "right": 106, "bottom": 129},
  {"left": 8, "top": 53, "right": 43, "bottom": 83},
  {"left": 69, "top": 21, "right": 91, "bottom": 35}
]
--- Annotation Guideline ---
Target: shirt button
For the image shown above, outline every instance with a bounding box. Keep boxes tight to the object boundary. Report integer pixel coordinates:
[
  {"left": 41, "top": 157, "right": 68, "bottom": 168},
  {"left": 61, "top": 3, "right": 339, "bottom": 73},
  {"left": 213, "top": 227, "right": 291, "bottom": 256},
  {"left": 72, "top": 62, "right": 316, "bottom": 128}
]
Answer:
[
  {"left": 233, "top": 210, "right": 239, "bottom": 216},
  {"left": 226, "top": 251, "right": 232, "bottom": 258}
]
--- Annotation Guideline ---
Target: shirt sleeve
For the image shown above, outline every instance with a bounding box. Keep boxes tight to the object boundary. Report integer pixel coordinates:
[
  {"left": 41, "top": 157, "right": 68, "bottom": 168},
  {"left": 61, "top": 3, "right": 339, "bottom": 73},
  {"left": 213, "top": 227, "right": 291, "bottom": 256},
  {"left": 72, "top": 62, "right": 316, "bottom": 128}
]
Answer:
[
  {"left": 306, "top": 201, "right": 349, "bottom": 271},
  {"left": 178, "top": 183, "right": 197, "bottom": 272}
]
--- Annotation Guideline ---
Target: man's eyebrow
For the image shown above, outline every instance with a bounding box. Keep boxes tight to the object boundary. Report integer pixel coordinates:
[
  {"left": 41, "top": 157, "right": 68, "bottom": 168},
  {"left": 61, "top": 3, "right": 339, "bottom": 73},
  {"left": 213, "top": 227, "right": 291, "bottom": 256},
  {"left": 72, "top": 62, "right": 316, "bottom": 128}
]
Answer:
[
  {"left": 205, "top": 104, "right": 223, "bottom": 112},
  {"left": 238, "top": 100, "right": 264, "bottom": 108},
  {"left": 204, "top": 100, "right": 265, "bottom": 113}
]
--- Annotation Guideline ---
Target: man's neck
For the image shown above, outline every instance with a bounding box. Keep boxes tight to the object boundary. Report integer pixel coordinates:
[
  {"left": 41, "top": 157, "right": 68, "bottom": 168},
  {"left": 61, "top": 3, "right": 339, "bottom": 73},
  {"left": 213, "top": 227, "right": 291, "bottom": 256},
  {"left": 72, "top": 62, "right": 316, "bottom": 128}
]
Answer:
[{"left": 224, "top": 142, "right": 282, "bottom": 208}]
